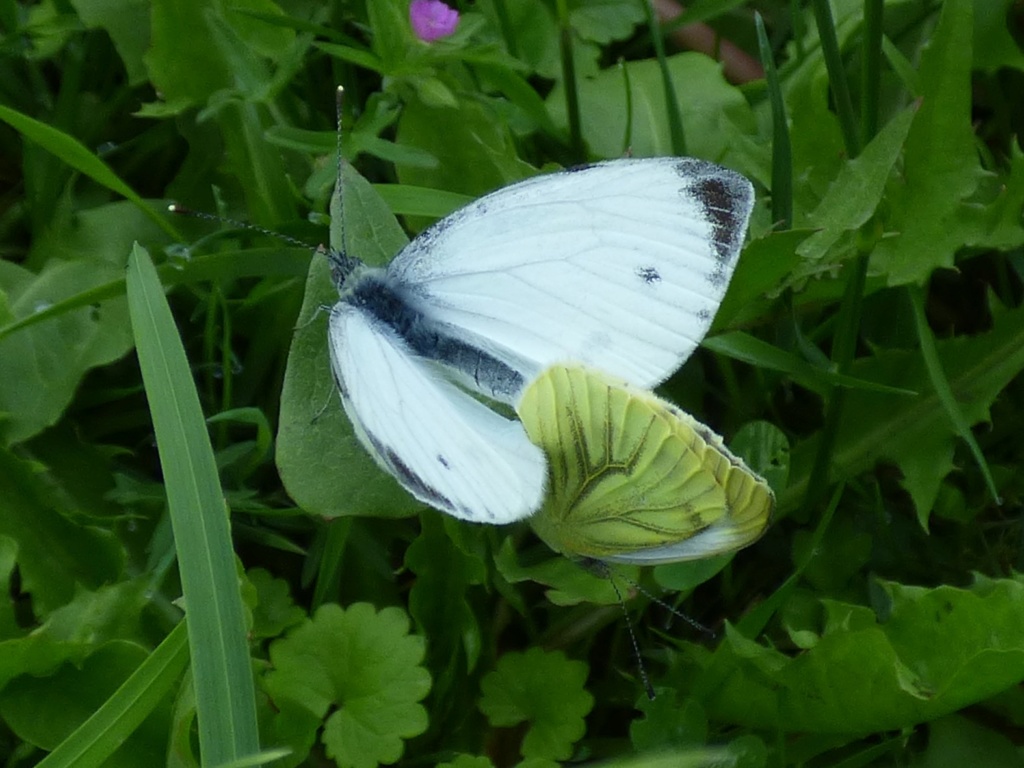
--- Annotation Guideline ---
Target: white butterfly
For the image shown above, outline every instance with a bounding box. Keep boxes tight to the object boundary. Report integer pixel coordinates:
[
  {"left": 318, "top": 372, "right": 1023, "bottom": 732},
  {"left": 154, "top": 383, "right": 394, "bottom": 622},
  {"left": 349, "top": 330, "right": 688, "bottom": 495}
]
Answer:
[{"left": 326, "top": 157, "right": 755, "bottom": 525}]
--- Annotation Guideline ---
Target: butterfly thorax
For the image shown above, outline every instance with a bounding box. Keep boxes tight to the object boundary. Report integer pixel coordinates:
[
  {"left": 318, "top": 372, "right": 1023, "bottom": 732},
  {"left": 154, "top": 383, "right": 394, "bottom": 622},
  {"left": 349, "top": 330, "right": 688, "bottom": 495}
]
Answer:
[{"left": 343, "top": 272, "right": 527, "bottom": 404}]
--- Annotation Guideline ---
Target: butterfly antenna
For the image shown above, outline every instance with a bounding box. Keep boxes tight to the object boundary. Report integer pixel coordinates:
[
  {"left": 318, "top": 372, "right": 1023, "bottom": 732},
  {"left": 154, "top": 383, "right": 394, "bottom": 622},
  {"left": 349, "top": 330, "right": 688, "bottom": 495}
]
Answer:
[
  {"left": 615, "top": 569, "right": 715, "bottom": 639},
  {"left": 608, "top": 575, "right": 656, "bottom": 701},
  {"left": 334, "top": 85, "right": 347, "bottom": 258},
  {"left": 167, "top": 204, "right": 316, "bottom": 252}
]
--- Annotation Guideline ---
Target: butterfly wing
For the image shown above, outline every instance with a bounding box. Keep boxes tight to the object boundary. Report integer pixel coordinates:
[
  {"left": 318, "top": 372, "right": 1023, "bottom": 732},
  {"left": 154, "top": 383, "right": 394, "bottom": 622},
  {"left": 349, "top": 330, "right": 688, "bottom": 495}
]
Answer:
[
  {"left": 518, "top": 365, "right": 772, "bottom": 563},
  {"left": 388, "top": 158, "right": 755, "bottom": 390},
  {"left": 328, "top": 302, "right": 546, "bottom": 523}
]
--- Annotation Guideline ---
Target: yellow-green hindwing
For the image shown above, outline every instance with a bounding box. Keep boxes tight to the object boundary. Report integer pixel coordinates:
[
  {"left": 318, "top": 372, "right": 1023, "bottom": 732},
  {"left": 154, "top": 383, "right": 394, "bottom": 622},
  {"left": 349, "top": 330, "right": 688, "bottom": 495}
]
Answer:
[{"left": 518, "top": 365, "right": 773, "bottom": 564}]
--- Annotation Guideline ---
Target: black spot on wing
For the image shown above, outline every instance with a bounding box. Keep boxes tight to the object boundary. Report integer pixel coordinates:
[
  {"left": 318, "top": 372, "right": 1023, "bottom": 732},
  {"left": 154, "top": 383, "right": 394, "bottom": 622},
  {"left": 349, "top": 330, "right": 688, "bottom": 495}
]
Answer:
[
  {"left": 673, "top": 159, "right": 753, "bottom": 288},
  {"left": 438, "top": 454, "right": 450, "bottom": 469},
  {"left": 636, "top": 266, "right": 661, "bottom": 284}
]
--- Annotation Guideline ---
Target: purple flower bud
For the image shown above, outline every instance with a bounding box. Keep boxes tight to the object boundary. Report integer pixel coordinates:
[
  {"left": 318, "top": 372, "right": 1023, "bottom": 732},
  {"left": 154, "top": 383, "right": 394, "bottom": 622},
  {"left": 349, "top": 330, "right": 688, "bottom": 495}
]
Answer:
[{"left": 409, "top": 0, "right": 459, "bottom": 42}]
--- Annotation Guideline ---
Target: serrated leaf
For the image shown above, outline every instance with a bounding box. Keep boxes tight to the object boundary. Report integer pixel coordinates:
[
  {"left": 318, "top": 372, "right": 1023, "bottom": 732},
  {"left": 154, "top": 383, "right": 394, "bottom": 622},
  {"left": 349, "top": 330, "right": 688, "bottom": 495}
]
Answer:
[
  {"left": 779, "top": 299, "right": 1024, "bottom": 524},
  {"left": 872, "top": 0, "right": 986, "bottom": 286},
  {"left": 265, "top": 603, "right": 431, "bottom": 768},
  {"left": 697, "top": 575, "right": 1024, "bottom": 734},
  {"left": 479, "top": 648, "right": 593, "bottom": 761}
]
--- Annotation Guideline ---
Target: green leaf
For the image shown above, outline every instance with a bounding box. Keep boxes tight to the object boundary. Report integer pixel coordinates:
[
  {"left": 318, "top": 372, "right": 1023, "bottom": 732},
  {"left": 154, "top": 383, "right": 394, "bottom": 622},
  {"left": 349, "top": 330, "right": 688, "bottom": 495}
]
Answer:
[
  {"left": 0, "top": 580, "right": 148, "bottom": 688},
  {"left": 11, "top": 629, "right": 187, "bottom": 768},
  {"left": 479, "top": 648, "right": 593, "bottom": 761},
  {"left": 546, "top": 52, "right": 759, "bottom": 169},
  {"left": 69, "top": 0, "right": 150, "bottom": 85},
  {"left": 0, "top": 450, "right": 123, "bottom": 614},
  {"left": 276, "top": 163, "right": 420, "bottom": 519},
  {"left": 698, "top": 575, "right": 1024, "bottom": 734},
  {"left": 0, "top": 105, "right": 175, "bottom": 237},
  {"left": 569, "top": 0, "right": 644, "bottom": 45},
  {"left": 406, "top": 515, "right": 486, "bottom": 685},
  {"left": 917, "top": 715, "right": 1024, "bottom": 768},
  {"left": 629, "top": 691, "right": 707, "bottom": 752},
  {"left": 395, "top": 96, "right": 535, "bottom": 217},
  {"left": 796, "top": 105, "right": 916, "bottom": 263},
  {"left": 972, "top": 0, "right": 1024, "bottom": 74},
  {"left": 265, "top": 603, "right": 431, "bottom": 768},
  {"left": 779, "top": 298, "right": 1024, "bottom": 523},
  {"left": 144, "top": 0, "right": 233, "bottom": 108},
  {"left": 248, "top": 568, "right": 306, "bottom": 641},
  {"left": 494, "top": 537, "right": 635, "bottom": 606},
  {"left": 0, "top": 259, "right": 132, "bottom": 445},
  {"left": 872, "top": 0, "right": 985, "bottom": 286}
]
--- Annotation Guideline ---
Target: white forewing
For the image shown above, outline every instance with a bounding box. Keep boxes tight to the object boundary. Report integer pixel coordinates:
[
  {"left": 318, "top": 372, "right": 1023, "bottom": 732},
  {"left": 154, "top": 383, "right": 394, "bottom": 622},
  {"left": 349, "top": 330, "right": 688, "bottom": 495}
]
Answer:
[
  {"left": 328, "top": 303, "right": 546, "bottom": 523},
  {"left": 388, "top": 158, "right": 754, "bottom": 390}
]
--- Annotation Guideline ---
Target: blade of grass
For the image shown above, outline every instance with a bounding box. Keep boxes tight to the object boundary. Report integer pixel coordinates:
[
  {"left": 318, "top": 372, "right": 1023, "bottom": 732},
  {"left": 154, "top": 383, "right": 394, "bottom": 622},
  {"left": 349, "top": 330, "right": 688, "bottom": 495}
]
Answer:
[
  {"left": 705, "top": 332, "right": 916, "bottom": 397},
  {"left": 125, "top": 243, "right": 260, "bottom": 765},
  {"left": 810, "top": 0, "right": 860, "bottom": 157},
  {"left": 0, "top": 247, "right": 310, "bottom": 343},
  {"left": 860, "top": 0, "right": 884, "bottom": 143},
  {"left": 800, "top": 1, "right": 869, "bottom": 513},
  {"left": 755, "top": 12, "right": 792, "bottom": 230},
  {"left": 641, "top": 0, "right": 686, "bottom": 156},
  {"left": 555, "top": 0, "right": 583, "bottom": 159},
  {"left": 35, "top": 621, "right": 190, "bottom": 768},
  {"left": 0, "top": 104, "right": 181, "bottom": 240}
]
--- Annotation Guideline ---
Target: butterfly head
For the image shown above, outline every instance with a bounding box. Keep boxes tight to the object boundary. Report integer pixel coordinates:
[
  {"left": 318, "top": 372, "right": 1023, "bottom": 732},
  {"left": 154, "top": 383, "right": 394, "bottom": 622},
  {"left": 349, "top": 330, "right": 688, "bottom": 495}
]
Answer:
[{"left": 325, "top": 246, "right": 364, "bottom": 293}]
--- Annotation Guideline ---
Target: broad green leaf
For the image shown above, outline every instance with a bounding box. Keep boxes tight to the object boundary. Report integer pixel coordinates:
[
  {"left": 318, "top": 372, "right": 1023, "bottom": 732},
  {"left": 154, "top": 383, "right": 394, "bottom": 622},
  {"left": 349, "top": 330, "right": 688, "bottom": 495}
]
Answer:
[
  {"left": 972, "top": 0, "right": 1024, "bottom": 74},
  {"left": 0, "top": 450, "right": 123, "bottom": 614},
  {"left": 145, "top": 0, "right": 233, "bottom": 108},
  {"left": 276, "top": 163, "right": 420, "bottom": 519},
  {"left": 395, "top": 95, "right": 535, "bottom": 221},
  {"left": 697, "top": 575, "right": 1024, "bottom": 734},
  {"left": 546, "top": 53, "right": 759, "bottom": 170},
  {"left": 0, "top": 260, "right": 129, "bottom": 445},
  {"left": 70, "top": 0, "right": 150, "bottom": 85},
  {"left": 569, "top": 0, "right": 644, "bottom": 44},
  {"left": 2, "top": 640, "right": 174, "bottom": 768},
  {"left": 31, "top": 623, "right": 189, "bottom": 768}
]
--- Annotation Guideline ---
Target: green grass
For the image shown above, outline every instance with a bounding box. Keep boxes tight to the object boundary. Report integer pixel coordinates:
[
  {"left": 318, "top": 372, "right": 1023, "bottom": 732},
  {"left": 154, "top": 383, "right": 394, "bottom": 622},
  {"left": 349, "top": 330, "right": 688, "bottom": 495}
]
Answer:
[{"left": 1, "top": 0, "right": 1024, "bottom": 766}]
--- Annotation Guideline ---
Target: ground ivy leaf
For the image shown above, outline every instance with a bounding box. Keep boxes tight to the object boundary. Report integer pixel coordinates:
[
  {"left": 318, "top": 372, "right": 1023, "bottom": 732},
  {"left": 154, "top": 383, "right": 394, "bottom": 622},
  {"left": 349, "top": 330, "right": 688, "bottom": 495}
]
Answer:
[
  {"left": 249, "top": 567, "right": 306, "bottom": 641},
  {"left": 479, "top": 648, "right": 593, "bottom": 761},
  {"left": 265, "top": 603, "right": 431, "bottom": 768}
]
